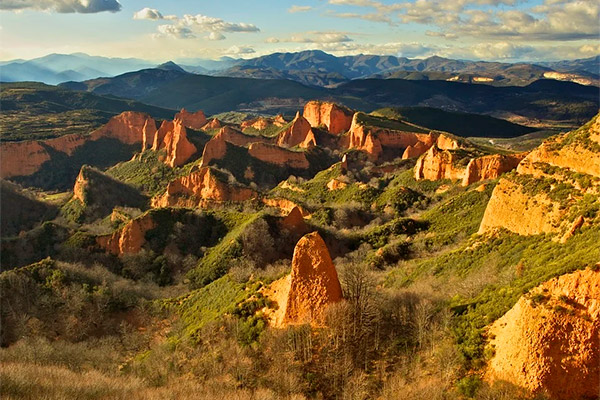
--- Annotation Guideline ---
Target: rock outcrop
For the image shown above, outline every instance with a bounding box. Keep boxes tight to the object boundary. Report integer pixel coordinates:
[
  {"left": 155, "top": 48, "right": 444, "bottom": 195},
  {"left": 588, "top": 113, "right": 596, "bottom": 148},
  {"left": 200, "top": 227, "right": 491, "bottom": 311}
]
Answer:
[
  {"left": 174, "top": 109, "right": 207, "bottom": 130},
  {"left": 151, "top": 167, "right": 257, "bottom": 208},
  {"left": 97, "top": 213, "right": 157, "bottom": 255},
  {"left": 276, "top": 112, "right": 315, "bottom": 148},
  {"left": 241, "top": 115, "right": 287, "bottom": 131},
  {"left": 262, "top": 197, "right": 310, "bottom": 217},
  {"left": 414, "top": 145, "right": 466, "bottom": 182},
  {"left": 161, "top": 119, "right": 197, "bottom": 167},
  {"left": 200, "top": 127, "right": 274, "bottom": 168},
  {"left": 1, "top": 111, "right": 157, "bottom": 179},
  {"left": 479, "top": 113, "right": 600, "bottom": 236},
  {"left": 414, "top": 146, "right": 525, "bottom": 186},
  {"left": 264, "top": 232, "right": 343, "bottom": 327},
  {"left": 462, "top": 153, "right": 525, "bottom": 186},
  {"left": 248, "top": 142, "right": 309, "bottom": 169},
  {"left": 486, "top": 268, "right": 600, "bottom": 400},
  {"left": 203, "top": 118, "right": 222, "bottom": 130},
  {"left": 149, "top": 119, "right": 198, "bottom": 167},
  {"left": 347, "top": 113, "right": 452, "bottom": 161},
  {"left": 478, "top": 178, "right": 563, "bottom": 235},
  {"left": 303, "top": 101, "right": 353, "bottom": 134},
  {"left": 280, "top": 206, "right": 309, "bottom": 234}
]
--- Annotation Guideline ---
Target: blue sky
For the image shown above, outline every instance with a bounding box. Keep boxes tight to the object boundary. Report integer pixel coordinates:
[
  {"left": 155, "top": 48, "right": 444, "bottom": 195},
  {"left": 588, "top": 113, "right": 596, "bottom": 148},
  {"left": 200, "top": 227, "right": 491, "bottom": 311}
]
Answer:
[{"left": 1, "top": 0, "right": 598, "bottom": 62}]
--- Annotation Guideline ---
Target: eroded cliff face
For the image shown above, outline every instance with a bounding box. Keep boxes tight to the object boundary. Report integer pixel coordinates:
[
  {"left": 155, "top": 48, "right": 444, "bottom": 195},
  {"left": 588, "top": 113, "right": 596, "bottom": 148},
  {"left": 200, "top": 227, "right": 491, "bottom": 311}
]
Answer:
[
  {"left": 276, "top": 112, "right": 315, "bottom": 148},
  {"left": 152, "top": 167, "right": 257, "bottom": 208},
  {"left": 174, "top": 109, "right": 207, "bottom": 130},
  {"left": 200, "top": 127, "right": 273, "bottom": 168},
  {"left": 1, "top": 111, "right": 156, "bottom": 179},
  {"left": 346, "top": 113, "right": 450, "bottom": 161},
  {"left": 479, "top": 114, "right": 600, "bottom": 237},
  {"left": 161, "top": 119, "right": 197, "bottom": 167},
  {"left": 487, "top": 268, "right": 600, "bottom": 400},
  {"left": 264, "top": 232, "right": 343, "bottom": 327},
  {"left": 248, "top": 142, "right": 309, "bottom": 169},
  {"left": 414, "top": 145, "right": 466, "bottom": 182},
  {"left": 303, "top": 101, "right": 354, "bottom": 135},
  {"left": 462, "top": 153, "right": 526, "bottom": 186},
  {"left": 97, "top": 213, "right": 157, "bottom": 256},
  {"left": 478, "top": 178, "right": 562, "bottom": 235},
  {"left": 262, "top": 197, "right": 311, "bottom": 217},
  {"left": 204, "top": 118, "right": 222, "bottom": 130}
]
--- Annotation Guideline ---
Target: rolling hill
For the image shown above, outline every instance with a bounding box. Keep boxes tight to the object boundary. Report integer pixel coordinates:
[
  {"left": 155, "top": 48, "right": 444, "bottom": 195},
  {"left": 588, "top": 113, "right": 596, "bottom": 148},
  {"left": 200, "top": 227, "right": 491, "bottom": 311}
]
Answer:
[{"left": 0, "top": 82, "right": 176, "bottom": 141}]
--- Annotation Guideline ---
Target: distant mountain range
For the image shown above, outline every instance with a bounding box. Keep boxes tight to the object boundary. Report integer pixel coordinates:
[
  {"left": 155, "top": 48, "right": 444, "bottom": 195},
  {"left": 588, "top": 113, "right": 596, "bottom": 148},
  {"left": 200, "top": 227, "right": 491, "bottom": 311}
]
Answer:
[
  {"left": 59, "top": 65, "right": 599, "bottom": 126},
  {"left": 2, "top": 51, "right": 598, "bottom": 87}
]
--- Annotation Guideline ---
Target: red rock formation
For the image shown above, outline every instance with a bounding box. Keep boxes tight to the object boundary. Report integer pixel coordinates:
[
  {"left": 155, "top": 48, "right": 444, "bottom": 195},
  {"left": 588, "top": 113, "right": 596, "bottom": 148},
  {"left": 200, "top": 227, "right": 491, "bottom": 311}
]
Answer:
[
  {"left": 241, "top": 115, "right": 286, "bottom": 131},
  {"left": 199, "top": 132, "right": 227, "bottom": 168},
  {"left": 479, "top": 114, "right": 600, "bottom": 237},
  {"left": 462, "top": 153, "right": 525, "bottom": 186},
  {"left": 478, "top": 178, "right": 562, "bottom": 235},
  {"left": 73, "top": 167, "right": 88, "bottom": 203},
  {"left": 264, "top": 232, "right": 343, "bottom": 326},
  {"left": 199, "top": 127, "right": 272, "bottom": 168},
  {"left": 487, "top": 268, "right": 600, "bottom": 400},
  {"left": 1, "top": 111, "right": 156, "bottom": 179},
  {"left": 97, "top": 213, "right": 157, "bottom": 255},
  {"left": 327, "top": 178, "right": 348, "bottom": 191},
  {"left": 303, "top": 100, "right": 354, "bottom": 134},
  {"left": 151, "top": 120, "right": 173, "bottom": 151},
  {"left": 262, "top": 198, "right": 310, "bottom": 217},
  {"left": 280, "top": 206, "right": 309, "bottom": 234},
  {"left": 248, "top": 142, "right": 309, "bottom": 169},
  {"left": 414, "top": 145, "right": 465, "bottom": 181},
  {"left": 241, "top": 116, "right": 270, "bottom": 131},
  {"left": 203, "top": 118, "right": 222, "bottom": 130},
  {"left": 152, "top": 167, "right": 257, "bottom": 208},
  {"left": 402, "top": 141, "right": 429, "bottom": 159},
  {"left": 273, "top": 114, "right": 287, "bottom": 126},
  {"left": 276, "top": 112, "right": 315, "bottom": 148},
  {"left": 174, "top": 109, "right": 207, "bottom": 130},
  {"left": 161, "top": 119, "right": 197, "bottom": 167},
  {"left": 347, "top": 113, "right": 442, "bottom": 161}
]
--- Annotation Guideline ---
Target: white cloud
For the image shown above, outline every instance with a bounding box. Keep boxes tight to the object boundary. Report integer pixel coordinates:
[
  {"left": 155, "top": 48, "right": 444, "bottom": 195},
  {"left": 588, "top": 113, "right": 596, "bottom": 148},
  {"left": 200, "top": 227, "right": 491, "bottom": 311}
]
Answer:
[
  {"left": 225, "top": 46, "right": 256, "bottom": 55},
  {"left": 289, "top": 32, "right": 353, "bottom": 43},
  {"left": 207, "top": 32, "right": 226, "bottom": 41},
  {"left": 265, "top": 37, "right": 280, "bottom": 43},
  {"left": 133, "top": 7, "right": 162, "bottom": 20},
  {"left": 155, "top": 25, "right": 195, "bottom": 39},
  {"left": 137, "top": 11, "right": 260, "bottom": 41},
  {"left": 0, "top": 0, "right": 121, "bottom": 13},
  {"left": 180, "top": 14, "right": 260, "bottom": 33},
  {"left": 288, "top": 5, "right": 313, "bottom": 13}
]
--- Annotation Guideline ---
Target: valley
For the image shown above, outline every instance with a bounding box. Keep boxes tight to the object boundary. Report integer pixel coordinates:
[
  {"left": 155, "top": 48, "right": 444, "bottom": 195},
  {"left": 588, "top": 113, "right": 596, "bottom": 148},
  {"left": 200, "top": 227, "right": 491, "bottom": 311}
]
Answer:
[{"left": 1, "top": 83, "right": 598, "bottom": 399}]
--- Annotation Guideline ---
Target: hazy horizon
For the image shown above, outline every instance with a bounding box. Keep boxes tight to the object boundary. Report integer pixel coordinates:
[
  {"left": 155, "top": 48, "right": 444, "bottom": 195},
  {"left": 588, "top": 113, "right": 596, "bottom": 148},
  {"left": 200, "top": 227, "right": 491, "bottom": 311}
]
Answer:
[{"left": 1, "top": 0, "right": 598, "bottom": 63}]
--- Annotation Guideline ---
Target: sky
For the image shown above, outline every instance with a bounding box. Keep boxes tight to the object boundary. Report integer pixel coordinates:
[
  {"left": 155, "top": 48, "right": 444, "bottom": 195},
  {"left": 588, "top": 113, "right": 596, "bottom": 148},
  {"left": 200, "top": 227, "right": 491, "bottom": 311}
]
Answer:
[{"left": 0, "top": 0, "right": 598, "bottom": 62}]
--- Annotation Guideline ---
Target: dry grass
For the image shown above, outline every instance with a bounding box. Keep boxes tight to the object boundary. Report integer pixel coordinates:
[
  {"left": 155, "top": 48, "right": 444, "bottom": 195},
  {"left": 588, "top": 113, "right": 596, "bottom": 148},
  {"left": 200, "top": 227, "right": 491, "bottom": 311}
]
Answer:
[{"left": 0, "top": 361, "right": 307, "bottom": 400}]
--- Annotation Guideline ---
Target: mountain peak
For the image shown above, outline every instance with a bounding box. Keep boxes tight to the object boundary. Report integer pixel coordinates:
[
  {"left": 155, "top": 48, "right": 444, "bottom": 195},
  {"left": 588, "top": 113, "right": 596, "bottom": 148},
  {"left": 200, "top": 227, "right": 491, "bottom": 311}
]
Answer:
[{"left": 157, "top": 61, "right": 185, "bottom": 72}]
